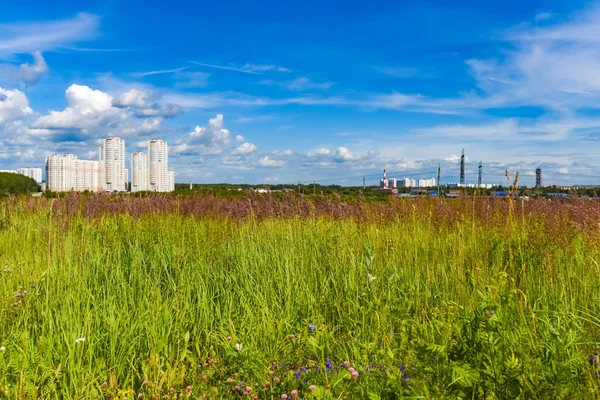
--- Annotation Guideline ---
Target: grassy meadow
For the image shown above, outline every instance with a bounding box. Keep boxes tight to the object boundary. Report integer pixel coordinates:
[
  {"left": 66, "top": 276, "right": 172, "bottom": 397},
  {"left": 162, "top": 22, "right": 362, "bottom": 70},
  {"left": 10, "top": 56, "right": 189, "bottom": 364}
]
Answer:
[{"left": 1, "top": 193, "right": 600, "bottom": 399}]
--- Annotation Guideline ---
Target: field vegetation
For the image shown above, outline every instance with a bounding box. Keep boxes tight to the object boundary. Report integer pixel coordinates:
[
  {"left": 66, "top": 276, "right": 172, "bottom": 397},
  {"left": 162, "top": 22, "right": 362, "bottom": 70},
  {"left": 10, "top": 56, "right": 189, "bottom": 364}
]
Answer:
[{"left": 1, "top": 193, "right": 600, "bottom": 399}]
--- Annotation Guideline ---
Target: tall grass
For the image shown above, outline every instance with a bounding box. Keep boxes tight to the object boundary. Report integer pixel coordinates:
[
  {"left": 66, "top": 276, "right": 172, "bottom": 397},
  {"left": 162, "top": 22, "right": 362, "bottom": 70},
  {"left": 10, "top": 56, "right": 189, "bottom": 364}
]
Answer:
[{"left": 1, "top": 195, "right": 600, "bottom": 399}]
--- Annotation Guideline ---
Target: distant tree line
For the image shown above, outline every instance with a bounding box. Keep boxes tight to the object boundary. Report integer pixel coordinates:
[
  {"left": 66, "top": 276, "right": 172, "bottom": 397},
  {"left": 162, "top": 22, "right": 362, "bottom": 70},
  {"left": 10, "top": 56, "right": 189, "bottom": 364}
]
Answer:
[{"left": 0, "top": 172, "right": 40, "bottom": 198}]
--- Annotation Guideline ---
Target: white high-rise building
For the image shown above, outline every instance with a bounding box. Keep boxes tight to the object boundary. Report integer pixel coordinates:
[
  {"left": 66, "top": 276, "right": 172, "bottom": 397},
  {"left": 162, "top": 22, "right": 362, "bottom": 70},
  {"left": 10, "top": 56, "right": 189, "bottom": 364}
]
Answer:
[
  {"left": 16, "top": 168, "right": 43, "bottom": 183},
  {"left": 131, "top": 152, "right": 148, "bottom": 192},
  {"left": 167, "top": 171, "right": 175, "bottom": 192},
  {"left": 398, "top": 178, "right": 416, "bottom": 188},
  {"left": 99, "top": 137, "right": 126, "bottom": 192},
  {"left": 148, "top": 139, "right": 169, "bottom": 192},
  {"left": 45, "top": 155, "right": 100, "bottom": 192},
  {"left": 0, "top": 168, "right": 43, "bottom": 183},
  {"left": 418, "top": 177, "right": 436, "bottom": 188}
]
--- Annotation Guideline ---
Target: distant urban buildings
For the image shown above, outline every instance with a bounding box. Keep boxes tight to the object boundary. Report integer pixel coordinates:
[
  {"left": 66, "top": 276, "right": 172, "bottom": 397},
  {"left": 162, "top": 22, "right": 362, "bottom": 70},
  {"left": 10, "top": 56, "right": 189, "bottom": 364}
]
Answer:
[
  {"left": 0, "top": 168, "right": 43, "bottom": 183},
  {"left": 45, "top": 137, "right": 175, "bottom": 193}
]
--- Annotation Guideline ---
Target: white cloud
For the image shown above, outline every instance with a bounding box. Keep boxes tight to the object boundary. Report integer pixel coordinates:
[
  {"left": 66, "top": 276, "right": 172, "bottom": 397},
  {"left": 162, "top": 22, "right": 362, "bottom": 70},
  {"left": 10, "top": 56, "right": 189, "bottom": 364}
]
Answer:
[
  {"left": 258, "top": 155, "right": 285, "bottom": 167},
  {"left": 0, "top": 13, "right": 99, "bottom": 55},
  {"left": 1, "top": 51, "right": 49, "bottom": 86},
  {"left": 558, "top": 167, "right": 569, "bottom": 174},
  {"left": 272, "top": 149, "right": 293, "bottom": 156},
  {"left": 116, "top": 88, "right": 150, "bottom": 108},
  {"left": 114, "top": 88, "right": 182, "bottom": 117},
  {"left": 172, "top": 114, "right": 231, "bottom": 156},
  {"left": 31, "top": 84, "right": 160, "bottom": 137},
  {"left": 304, "top": 146, "right": 378, "bottom": 168},
  {"left": 0, "top": 87, "right": 32, "bottom": 125},
  {"left": 231, "top": 142, "right": 257, "bottom": 155},
  {"left": 235, "top": 134, "right": 244, "bottom": 141}
]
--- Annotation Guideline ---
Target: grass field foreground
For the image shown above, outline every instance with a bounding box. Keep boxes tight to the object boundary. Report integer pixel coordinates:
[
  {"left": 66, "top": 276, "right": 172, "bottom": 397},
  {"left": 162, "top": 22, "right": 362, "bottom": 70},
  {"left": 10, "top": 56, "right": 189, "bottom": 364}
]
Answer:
[{"left": 1, "top": 194, "right": 600, "bottom": 399}]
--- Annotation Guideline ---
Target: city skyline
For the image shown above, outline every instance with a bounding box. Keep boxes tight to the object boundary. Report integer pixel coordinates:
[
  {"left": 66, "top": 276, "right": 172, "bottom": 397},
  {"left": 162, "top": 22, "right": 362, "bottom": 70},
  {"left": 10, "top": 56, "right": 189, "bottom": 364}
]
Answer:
[
  {"left": 2, "top": 1, "right": 600, "bottom": 186},
  {"left": 45, "top": 137, "right": 175, "bottom": 192}
]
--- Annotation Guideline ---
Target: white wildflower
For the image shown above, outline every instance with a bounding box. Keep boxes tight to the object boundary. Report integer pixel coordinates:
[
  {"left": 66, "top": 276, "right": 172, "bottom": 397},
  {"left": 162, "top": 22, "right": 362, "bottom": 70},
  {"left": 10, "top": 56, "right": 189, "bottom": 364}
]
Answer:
[
  {"left": 75, "top": 337, "right": 86, "bottom": 344},
  {"left": 368, "top": 273, "right": 377, "bottom": 282},
  {"left": 235, "top": 343, "right": 243, "bottom": 352},
  {"left": 0, "top": 346, "right": 5, "bottom": 351}
]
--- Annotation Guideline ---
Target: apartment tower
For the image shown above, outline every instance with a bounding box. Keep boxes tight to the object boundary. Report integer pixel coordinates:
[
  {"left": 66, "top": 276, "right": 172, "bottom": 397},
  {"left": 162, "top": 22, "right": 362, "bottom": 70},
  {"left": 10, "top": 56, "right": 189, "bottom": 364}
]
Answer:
[
  {"left": 99, "top": 137, "right": 126, "bottom": 192},
  {"left": 131, "top": 152, "right": 149, "bottom": 192},
  {"left": 46, "top": 154, "right": 100, "bottom": 192},
  {"left": 148, "top": 139, "right": 168, "bottom": 192}
]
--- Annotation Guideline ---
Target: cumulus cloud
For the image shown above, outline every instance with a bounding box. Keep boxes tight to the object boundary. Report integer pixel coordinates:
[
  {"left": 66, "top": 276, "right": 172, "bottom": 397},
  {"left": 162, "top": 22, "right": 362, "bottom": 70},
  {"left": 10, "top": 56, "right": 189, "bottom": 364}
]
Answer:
[
  {"left": 114, "top": 88, "right": 182, "bottom": 117},
  {"left": 258, "top": 155, "right": 285, "bottom": 167},
  {"left": 305, "top": 147, "right": 377, "bottom": 166},
  {"left": 558, "top": 167, "right": 569, "bottom": 174},
  {"left": 272, "top": 149, "right": 293, "bottom": 156},
  {"left": 31, "top": 84, "right": 161, "bottom": 138},
  {"left": 172, "top": 114, "right": 231, "bottom": 156},
  {"left": 235, "top": 134, "right": 244, "bottom": 141},
  {"left": 0, "top": 87, "right": 32, "bottom": 125},
  {"left": 231, "top": 142, "right": 257, "bottom": 155}
]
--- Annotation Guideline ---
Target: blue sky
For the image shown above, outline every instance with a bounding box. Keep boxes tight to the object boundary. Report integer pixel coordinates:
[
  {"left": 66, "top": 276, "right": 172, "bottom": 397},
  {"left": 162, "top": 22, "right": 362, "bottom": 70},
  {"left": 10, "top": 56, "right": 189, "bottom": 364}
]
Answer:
[{"left": 2, "top": 0, "right": 600, "bottom": 185}]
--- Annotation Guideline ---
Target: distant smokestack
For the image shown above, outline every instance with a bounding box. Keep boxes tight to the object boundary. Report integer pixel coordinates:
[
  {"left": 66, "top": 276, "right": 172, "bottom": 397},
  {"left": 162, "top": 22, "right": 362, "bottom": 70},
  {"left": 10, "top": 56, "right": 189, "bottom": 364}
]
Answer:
[
  {"left": 535, "top": 168, "right": 542, "bottom": 188},
  {"left": 460, "top": 149, "right": 465, "bottom": 186},
  {"left": 384, "top": 169, "right": 387, "bottom": 180}
]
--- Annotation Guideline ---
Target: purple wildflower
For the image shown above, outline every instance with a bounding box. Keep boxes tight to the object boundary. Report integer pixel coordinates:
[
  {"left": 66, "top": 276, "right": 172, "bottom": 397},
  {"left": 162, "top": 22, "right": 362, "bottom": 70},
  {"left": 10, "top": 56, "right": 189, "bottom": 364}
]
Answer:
[
  {"left": 309, "top": 324, "right": 317, "bottom": 331},
  {"left": 294, "top": 370, "right": 301, "bottom": 379},
  {"left": 325, "top": 360, "right": 333, "bottom": 370}
]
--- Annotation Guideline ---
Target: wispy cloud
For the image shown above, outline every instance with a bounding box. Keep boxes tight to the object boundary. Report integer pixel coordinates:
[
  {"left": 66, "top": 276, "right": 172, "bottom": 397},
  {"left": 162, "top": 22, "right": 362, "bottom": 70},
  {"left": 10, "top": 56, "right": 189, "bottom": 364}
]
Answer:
[
  {"left": 260, "top": 76, "right": 335, "bottom": 91},
  {"left": 534, "top": 12, "right": 556, "bottom": 22},
  {"left": 61, "top": 46, "right": 131, "bottom": 52},
  {"left": 372, "top": 66, "right": 418, "bottom": 78},
  {"left": 189, "top": 61, "right": 290, "bottom": 74},
  {"left": 131, "top": 66, "right": 189, "bottom": 78},
  {"left": 0, "top": 13, "right": 99, "bottom": 55}
]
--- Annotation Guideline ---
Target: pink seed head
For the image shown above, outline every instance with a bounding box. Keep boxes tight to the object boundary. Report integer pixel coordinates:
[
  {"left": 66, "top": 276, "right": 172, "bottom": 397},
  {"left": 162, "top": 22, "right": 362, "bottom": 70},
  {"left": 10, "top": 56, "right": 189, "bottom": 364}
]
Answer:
[
  {"left": 264, "top": 381, "right": 270, "bottom": 387},
  {"left": 291, "top": 390, "right": 299, "bottom": 398},
  {"left": 227, "top": 336, "right": 232, "bottom": 341},
  {"left": 209, "top": 359, "right": 215, "bottom": 365},
  {"left": 274, "top": 377, "right": 280, "bottom": 383},
  {"left": 289, "top": 334, "right": 295, "bottom": 339},
  {"left": 246, "top": 386, "right": 252, "bottom": 392},
  {"left": 203, "top": 363, "right": 209, "bottom": 368},
  {"left": 351, "top": 371, "right": 359, "bottom": 380},
  {"left": 142, "top": 380, "right": 149, "bottom": 386},
  {"left": 281, "top": 395, "right": 288, "bottom": 399},
  {"left": 202, "top": 375, "right": 207, "bottom": 381},
  {"left": 343, "top": 361, "right": 351, "bottom": 368},
  {"left": 309, "top": 385, "right": 317, "bottom": 391},
  {"left": 101, "top": 381, "right": 108, "bottom": 388},
  {"left": 243, "top": 391, "right": 249, "bottom": 396},
  {"left": 169, "top": 387, "right": 175, "bottom": 393},
  {"left": 185, "top": 386, "right": 192, "bottom": 393},
  {"left": 269, "top": 371, "right": 275, "bottom": 376},
  {"left": 348, "top": 367, "right": 355, "bottom": 373}
]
